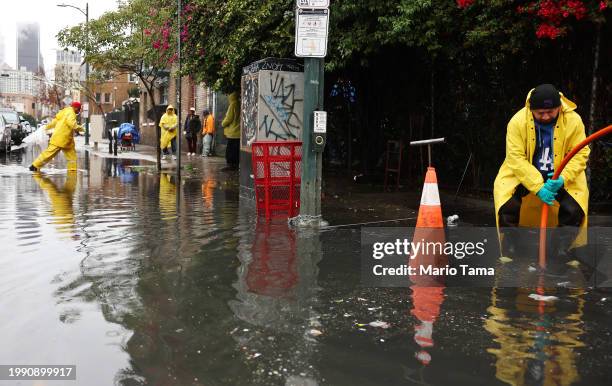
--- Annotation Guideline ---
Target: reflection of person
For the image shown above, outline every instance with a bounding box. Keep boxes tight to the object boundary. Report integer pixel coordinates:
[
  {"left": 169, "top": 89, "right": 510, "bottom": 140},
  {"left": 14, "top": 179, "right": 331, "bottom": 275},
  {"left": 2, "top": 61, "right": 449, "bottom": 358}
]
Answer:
[
  {"left": 222, "top": 92, "right": 240, "bottom": 170},
  {"left": 159, "top": 173, "right": 177, "bottom": 220},
  {"left": 30, "top": 102, "right": 84, "bottom": 172},
  {"left": 33, "top": 172, "right": 77, "bottom": 234},
  {"left": 494, "top": 84, "right": 589, "bottom": 254},
  {"left": 160, "top": 105, "right": 178, "bottom": 160},
  {"left": 202, "top": 109, "right": 215, "bottom": 157}
]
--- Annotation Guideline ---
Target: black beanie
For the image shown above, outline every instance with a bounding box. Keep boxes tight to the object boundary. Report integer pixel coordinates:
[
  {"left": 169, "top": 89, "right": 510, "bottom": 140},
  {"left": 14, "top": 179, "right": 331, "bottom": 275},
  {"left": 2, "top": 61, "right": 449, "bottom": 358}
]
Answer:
[{"left": 529, "top": 84, "right": 561, "bottom": 109}]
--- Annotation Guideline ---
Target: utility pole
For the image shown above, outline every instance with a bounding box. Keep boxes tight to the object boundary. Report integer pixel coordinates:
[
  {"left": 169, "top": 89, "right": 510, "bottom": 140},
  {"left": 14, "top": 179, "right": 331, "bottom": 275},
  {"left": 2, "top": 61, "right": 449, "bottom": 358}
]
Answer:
[
  {"left": 295, "top": 1, "right": 329, "bottom": 224},
  {"left": 176, "top": 0, "right": 182, "bottom": 179}
]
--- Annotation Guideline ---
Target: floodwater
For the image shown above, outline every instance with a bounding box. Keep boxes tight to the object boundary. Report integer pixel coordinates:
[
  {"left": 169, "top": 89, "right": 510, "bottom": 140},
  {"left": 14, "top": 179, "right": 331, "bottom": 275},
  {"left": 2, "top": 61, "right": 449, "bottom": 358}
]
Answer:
[{"left": 1, "top": 141, "right": 611, "bottom": 386}]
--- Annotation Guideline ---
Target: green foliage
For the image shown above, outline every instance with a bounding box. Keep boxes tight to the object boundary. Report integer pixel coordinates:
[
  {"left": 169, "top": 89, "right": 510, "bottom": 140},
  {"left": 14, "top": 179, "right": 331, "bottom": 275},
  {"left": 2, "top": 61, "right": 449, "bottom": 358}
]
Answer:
[{"left": 20, "top": 113, "right": 37, "bottom": 126}]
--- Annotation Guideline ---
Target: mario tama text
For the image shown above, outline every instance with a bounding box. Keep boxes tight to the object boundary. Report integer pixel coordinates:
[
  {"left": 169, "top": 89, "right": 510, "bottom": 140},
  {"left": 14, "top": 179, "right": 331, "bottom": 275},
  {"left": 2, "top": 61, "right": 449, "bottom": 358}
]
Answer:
[{"left": 361, "top": 227, "right": 501, "bottom": 287}]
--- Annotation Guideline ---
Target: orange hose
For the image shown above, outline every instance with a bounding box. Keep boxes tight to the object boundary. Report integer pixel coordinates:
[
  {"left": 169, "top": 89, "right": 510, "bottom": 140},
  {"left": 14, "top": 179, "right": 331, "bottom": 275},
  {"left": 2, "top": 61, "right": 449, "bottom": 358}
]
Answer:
[{"left": 538, "top": 125, "right": 612, "bottom": 268}]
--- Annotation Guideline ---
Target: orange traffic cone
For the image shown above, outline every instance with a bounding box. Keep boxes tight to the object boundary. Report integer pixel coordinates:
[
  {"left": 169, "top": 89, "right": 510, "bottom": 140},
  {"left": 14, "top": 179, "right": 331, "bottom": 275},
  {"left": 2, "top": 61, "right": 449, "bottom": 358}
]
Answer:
[{"left": 415, "top": 167, "right": 444, "bottom": 228}]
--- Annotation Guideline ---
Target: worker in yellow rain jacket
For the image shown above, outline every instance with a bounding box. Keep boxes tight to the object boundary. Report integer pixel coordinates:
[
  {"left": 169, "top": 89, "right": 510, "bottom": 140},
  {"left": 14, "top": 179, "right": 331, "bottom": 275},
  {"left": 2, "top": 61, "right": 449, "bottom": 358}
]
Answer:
[
  {"left": 494, "top": 84, "right": 589, "bottom": 258},
  {"left": 160, "top": 105, "right": 178, "bottom": 160},
  {"left": 221, "top": 92, "right": 240, "bottom": 170},
  {"left": 29, "top": 102, "right": 84, "bottom": 171}
]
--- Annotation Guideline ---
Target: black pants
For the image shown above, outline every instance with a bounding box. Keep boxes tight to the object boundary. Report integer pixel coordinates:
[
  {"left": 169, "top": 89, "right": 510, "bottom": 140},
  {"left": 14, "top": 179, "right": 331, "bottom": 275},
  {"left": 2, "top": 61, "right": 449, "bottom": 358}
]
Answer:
[
  {"left": 498, "top": 184, "right": 584, "bottom": 227},
  {"left": 187, "top": 138, "right": 197, "bottom": 153},
  {"left": 225, "top": 138, "right": 240, "bottom": 167},
  {"left": 498, "top": 184, "right": 584, "bottom": 259},
  {"left": 163, "top": 137, "right": 177, "bottom": 155}
]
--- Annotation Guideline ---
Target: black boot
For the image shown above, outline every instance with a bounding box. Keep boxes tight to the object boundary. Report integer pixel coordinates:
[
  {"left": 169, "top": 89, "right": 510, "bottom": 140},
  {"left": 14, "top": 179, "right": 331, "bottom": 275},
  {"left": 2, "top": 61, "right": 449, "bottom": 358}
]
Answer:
[{"left": 29, "top": 165, "right": 38, "bottom": 172}]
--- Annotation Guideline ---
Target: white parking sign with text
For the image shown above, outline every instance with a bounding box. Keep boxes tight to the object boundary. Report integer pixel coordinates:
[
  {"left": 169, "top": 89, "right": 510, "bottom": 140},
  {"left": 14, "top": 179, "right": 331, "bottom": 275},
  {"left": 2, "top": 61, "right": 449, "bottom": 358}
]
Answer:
[
  {"left": 296, "top": 0, "right": 329, "bottom": 9},
  {"left": 294, "top": 8, "right": 329, "bottom": 58}
]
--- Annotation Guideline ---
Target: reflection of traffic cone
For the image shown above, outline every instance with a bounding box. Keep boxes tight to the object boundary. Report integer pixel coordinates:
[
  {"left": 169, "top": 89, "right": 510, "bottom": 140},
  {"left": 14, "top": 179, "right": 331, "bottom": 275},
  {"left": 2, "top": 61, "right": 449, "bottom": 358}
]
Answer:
[
  {"left": 410, "top": 167, "right": 447, "bottom": 286},
  {"left": 416, "top": 167, "right": 443, "bottom": 228}
]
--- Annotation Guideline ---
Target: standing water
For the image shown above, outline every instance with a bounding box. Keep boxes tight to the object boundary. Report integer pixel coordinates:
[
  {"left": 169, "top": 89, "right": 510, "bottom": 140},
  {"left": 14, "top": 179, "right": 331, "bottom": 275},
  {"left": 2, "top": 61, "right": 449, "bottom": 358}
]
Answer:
[{"left": 1, "top": 142, "right": 611, "bottom": 386}]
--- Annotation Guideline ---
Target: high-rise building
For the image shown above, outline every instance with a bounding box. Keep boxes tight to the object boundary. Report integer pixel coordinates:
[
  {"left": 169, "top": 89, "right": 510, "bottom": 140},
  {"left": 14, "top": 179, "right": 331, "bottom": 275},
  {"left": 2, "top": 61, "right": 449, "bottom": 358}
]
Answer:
[
  {"left": 17, "top": 23, "right": 44, "bottom": 74},
  {"left": 0, "top": 30, "right": 6, "bottom": 65}
]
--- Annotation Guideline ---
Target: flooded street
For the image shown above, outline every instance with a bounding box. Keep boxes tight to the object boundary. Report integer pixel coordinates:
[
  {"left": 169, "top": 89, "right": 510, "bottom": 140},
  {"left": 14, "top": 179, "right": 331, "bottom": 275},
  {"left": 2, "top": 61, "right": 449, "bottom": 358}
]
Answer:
[{"left": 1, "top": 144, "right": 612, "bottom": 386}]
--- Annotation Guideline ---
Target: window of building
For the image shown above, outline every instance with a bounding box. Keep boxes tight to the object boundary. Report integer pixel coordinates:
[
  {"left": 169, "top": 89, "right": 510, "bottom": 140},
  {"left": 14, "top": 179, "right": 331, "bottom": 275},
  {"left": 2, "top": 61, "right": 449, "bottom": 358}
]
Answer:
[
  {"left": 95, "top": 93, "right": 101, "bottom": 103},
  {"left": 128, "top": 73, "right": 138, "bottom": 84},
  {"left": 104, "top": 93, "right": 111, "bottom": 103},
  {"left": 160, "top": 86, "right": 168, "bottom": 105}
]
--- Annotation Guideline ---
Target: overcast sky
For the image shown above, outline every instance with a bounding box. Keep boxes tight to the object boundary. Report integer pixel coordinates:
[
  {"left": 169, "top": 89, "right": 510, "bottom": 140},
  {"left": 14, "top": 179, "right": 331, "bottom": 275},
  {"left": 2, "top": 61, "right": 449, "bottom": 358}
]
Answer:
[{"left": 0, "top": 0, "right": 119, "bottom": 77}]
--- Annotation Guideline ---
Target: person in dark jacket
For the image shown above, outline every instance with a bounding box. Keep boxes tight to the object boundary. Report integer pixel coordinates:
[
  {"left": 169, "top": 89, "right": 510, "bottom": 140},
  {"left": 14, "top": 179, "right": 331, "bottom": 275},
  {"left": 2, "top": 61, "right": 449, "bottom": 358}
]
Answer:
[{"left": 185, "top": 113, "right": 202, "bottom": 156}]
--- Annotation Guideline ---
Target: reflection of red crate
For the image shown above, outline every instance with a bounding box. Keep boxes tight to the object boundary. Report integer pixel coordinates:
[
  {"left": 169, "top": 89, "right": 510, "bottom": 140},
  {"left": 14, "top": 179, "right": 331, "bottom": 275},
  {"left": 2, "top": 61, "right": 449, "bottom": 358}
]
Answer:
[{"left": 251, "top": 141, "right": 302, "bottom": 220}]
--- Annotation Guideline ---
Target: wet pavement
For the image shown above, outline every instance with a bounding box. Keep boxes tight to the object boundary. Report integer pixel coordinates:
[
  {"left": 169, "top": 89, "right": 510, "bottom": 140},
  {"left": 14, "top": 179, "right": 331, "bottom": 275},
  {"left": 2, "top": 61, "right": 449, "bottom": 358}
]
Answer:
[{"left": 1, "top": 139, "right": 612, "bottom": 386}]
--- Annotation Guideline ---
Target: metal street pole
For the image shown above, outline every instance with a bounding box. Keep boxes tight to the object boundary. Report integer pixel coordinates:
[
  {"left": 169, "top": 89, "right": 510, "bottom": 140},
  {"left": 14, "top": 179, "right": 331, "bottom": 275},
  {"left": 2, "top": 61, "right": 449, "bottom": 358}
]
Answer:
[
  {"left": 176, "top": 0, "right": 182, "bottom": 179},
  {"left": 85, "top": 2, "right": 89, "bottom": 145},
  {"left": 300, "top": 57, "right": 324, "bottom": 218},
  {"left": 56, "top": 2, "right": 89, "bottom": 145}
]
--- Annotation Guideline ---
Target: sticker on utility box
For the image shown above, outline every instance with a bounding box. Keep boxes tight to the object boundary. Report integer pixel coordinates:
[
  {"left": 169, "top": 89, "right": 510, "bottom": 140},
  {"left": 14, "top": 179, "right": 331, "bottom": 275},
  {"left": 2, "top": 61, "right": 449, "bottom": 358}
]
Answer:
[{"left": 314, "top": 111, "right": 327, "bottom": 133}]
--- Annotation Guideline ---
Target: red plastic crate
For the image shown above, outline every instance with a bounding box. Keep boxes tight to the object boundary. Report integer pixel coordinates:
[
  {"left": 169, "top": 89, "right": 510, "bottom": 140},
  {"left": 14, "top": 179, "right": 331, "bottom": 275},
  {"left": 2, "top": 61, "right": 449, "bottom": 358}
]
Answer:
[{"left": 251, "top": 141, "right": 302, "bottom": 220}]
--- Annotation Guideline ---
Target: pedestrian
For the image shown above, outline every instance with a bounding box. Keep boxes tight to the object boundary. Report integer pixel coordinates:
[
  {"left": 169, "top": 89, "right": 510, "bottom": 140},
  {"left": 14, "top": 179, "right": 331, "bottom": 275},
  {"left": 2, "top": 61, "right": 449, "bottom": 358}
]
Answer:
[
  {"left": 160, "top": 105, "right": 178, "bottom": 160},
  {"left": 29, "top": 101, "right": 84, "bottom": 172},
  {"left": 202, "top": 109, "right": 215, "bottom": 157},
  {"left": 221, "top": 92, "right": 240, "bottom": 170},
  {"left": 494, "top": 84, "right": 589, "bottom": 258},
  {"left": 186, "top": 114, "right": 202, "bottom": 155},
  {"left": 183, "top": 107, "right": 196, "bottom": 156}
]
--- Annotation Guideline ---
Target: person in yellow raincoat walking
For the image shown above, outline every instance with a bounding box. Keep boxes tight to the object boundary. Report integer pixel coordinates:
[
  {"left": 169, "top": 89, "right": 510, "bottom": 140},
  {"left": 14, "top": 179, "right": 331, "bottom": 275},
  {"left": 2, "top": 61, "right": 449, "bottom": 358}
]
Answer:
[
  {"left": 29, "top": 102, "right": 84, "bottom": 172},
  {"left": 494, "top": 84, "right": 589, "bottom": 258},
  {"left": 160, "top": 105, "right": 178, "bottom": 160}
]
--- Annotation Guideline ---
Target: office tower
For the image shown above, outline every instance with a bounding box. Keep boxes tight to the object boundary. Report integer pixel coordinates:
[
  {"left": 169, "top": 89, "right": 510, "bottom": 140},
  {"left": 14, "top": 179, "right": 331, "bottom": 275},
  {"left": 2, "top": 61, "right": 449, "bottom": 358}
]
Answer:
[{"left": 17, "top": 22, "right": 44, "bottom": 74}]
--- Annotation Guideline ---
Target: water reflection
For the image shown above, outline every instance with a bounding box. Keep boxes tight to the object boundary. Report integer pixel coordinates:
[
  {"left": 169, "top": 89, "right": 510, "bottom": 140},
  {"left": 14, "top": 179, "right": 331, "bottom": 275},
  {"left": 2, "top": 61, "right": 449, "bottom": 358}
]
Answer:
[
  {"left": 229, "top": 216, "right": 322, "bottom": 384},
  {"left": 485, "top": 287, "right": 585, "bottom": 386},
  {"left": 33, "top": 171, "right": 77, "bottom": 236},
  {"left": 159, "top": 173, "right": 177, "bottom": 220}
]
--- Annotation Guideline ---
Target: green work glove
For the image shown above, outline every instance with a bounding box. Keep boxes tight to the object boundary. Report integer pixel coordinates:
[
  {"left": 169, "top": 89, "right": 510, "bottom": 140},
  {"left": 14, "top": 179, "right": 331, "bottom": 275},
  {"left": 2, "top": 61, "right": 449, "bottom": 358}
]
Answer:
[
  {"left": 544, "top": 172, "right": 564, "bottom": 193},
  {"left": 537, "top": 186, "right": 556, "bottom": 205}
]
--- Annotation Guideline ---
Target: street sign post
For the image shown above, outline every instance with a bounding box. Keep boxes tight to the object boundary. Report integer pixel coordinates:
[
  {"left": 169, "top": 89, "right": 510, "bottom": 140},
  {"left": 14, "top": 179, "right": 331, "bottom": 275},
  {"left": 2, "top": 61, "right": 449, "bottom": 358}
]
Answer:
[
  {"left": 294, "top": 8, "right": 329, "bottom": 58},
  {"left": 296, "top": 0, "right": 329, "bottom": 9}
]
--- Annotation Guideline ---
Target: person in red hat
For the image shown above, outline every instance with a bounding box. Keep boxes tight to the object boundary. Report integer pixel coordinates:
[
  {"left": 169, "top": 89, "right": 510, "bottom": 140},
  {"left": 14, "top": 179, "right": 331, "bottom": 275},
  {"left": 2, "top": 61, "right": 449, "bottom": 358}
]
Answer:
[{"left": 29, "top": 101, "right": 84, "bottom": 172}]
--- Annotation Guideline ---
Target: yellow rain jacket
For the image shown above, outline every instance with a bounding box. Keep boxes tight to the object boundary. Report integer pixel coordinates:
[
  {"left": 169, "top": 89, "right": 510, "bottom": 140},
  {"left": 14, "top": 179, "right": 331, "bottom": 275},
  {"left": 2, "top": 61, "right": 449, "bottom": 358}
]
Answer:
[
  {"left": 47, "top": 107, "right": 83, "bottom": 148},
  {"left": 222, "top": 92, "right": 240, "bottom": 139},
  {"left": 160, "top": 105, "right": 178, "bottom": 149},
  {"left": 494, "top": 90, "right": 590, "bottom": 233}
]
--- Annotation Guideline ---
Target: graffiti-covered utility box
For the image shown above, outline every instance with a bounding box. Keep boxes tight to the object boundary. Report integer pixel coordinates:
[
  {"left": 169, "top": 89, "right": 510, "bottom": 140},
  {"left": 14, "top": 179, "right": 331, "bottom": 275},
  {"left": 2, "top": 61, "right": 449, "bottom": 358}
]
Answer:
[{"left": 240, "top": 58, "right": 304, "bottom": 200}]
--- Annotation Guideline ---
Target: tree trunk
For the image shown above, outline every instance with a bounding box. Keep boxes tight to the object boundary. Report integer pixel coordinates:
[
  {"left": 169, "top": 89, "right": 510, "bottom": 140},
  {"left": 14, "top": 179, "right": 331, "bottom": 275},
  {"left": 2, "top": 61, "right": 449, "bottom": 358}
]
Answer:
[
  {"left": 586, "top": 24, "right": 601, "bottom": 184},
  {"left": 144, "top": 82, "right": 162, "bottom": 171}
]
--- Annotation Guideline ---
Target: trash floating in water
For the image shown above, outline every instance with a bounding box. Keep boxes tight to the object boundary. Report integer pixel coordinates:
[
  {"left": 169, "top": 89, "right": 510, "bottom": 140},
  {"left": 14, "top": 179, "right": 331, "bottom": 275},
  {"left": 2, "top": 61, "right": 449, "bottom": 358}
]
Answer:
[
  {"left": 567, "top": 260, "right": 580, "bottom": 267},
  {"left": 528, "top": 294, "right": 558, "bottom": 302},
  {"left": 528, "top": 265, "right": 537, "bottom": 272},
  {"left": 499, "top": 256, "right": 513, "bottom": 263},
  {"left": 355, "top": 320, "right": 391, "bottom": 329},
  {"left": 447, "top": 214, "right": 459, "bottom": 226},
  {"left": 308, "top": 329, "right": 323, "bottom": 337},
  {"left": 367, "top": 307, "right": 381, "bottom": 311}
]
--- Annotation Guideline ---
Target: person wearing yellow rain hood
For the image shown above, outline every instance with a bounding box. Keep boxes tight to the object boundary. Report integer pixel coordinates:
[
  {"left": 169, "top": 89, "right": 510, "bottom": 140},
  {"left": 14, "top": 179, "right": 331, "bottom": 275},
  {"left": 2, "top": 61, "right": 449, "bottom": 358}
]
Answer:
[
  {"left": 160, "top": 105, "right": 179, "bottom": 160},
  {"left": 29, "top": 102, "right": 84, "bottom": 171},
  {"left": 494, "top": 84, "right": 589, "bottom": 258}
]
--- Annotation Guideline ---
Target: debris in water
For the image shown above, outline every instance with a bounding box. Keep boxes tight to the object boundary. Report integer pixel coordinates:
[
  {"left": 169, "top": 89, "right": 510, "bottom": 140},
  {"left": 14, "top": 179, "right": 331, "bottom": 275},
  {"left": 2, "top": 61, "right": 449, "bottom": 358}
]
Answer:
[
  {"left": 367, "top": 307, "right": 381, "bottom": 311},
  {"left": 308, "top": 329, "right": 323, "bottom": 337},
  {"left": 447, "top": 214, "right": 459, "bottom": 226},
  {"left": 528, "top": 265, "right": 537, "bottom": 272},
  {"left": 368, "top": 321, "right": 391, "bottom": 329},
  {"left": 567, "top": 260, "right": 580, "bottom": 267},
  {"left": 499, "top": 256, "right": 513, "bottom": 263},
  {"left": 557, "top": 281, "right": 572, "bottom": 288},
  {"left": 528, "top": 294, "right": 558, "bottom": 302}
]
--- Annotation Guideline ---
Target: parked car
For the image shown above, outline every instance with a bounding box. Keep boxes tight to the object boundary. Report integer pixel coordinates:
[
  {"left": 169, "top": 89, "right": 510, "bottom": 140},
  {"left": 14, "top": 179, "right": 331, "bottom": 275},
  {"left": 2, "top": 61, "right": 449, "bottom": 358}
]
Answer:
[
  {"left": 0, "top": 115, "right": 11, "bottom": 153},
  {"left": 0, "top": 109, "right": 25, "bottom": 145}
]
